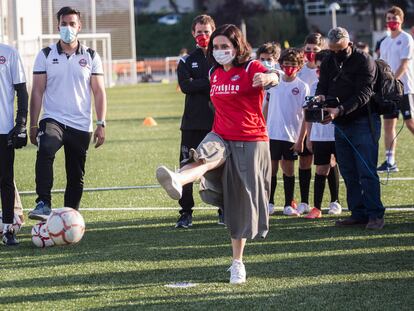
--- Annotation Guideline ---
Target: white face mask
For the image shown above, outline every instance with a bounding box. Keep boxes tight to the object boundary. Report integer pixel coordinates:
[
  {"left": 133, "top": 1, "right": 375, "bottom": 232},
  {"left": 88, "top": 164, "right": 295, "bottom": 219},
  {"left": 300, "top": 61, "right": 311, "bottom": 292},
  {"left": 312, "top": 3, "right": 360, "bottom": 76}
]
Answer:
[
  {"left": 213, "top": 49, "right": 235, "bottom": 65},
  {"left": 59, "top": 26, "right": 78, "bottom": 44}
]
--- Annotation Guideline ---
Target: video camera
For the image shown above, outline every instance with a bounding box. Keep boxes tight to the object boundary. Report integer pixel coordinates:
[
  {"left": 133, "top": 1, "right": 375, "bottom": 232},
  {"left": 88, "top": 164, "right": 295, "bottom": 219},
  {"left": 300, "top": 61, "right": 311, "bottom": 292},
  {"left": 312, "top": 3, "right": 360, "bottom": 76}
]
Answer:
[{"left": 303, "top": 96, "right": 339, "bottom": 123}]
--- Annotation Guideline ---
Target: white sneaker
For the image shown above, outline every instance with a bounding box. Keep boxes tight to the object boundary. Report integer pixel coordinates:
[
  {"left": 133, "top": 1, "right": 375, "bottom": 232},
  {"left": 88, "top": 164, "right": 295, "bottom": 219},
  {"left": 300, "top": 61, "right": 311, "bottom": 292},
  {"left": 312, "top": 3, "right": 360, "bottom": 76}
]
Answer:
[
  {"left": 228, "top": 260, "right": 246, "bottom": 284},
  {"left": 156, "top": 166, "right": 183, "bottom": 200},
  {"left": 328, "top": 201, "right": 342, "bottom": 215},
  {"left": 268, "top": 203, "right": 275, "bottom": 215},
  {"left": 297, "top": 202, "right": 310, "bottom": 215},
  {"left": 283, "top": 206, "right": 300, "bottom": 216}
]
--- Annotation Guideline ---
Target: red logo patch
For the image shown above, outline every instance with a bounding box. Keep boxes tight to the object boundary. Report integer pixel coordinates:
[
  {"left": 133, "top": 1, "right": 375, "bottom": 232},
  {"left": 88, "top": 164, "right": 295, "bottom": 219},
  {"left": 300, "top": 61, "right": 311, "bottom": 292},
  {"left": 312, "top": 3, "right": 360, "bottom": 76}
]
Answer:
[
  {"left": 0, "top": 56, "right": 6, "bottom": 64},
  {"left": 79, "top": 59, "right": 87, "bottom": 67},
  {"left": 291, "top": 87, "right": 300, "bottom": 95}
]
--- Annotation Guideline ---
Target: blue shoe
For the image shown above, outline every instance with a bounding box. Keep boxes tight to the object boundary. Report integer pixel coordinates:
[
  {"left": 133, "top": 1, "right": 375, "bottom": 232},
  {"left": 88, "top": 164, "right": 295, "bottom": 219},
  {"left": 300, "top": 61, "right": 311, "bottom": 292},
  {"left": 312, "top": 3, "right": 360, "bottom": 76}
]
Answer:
[
  {"left": 28, "top": 201, "right": 52, "bottom": 221},
  {"left": 377, "top": 161, "right": 399, "bottom": 173},
  {"left": 175, "top": 213, "right": 192, "bottom": 229},
  {"left": 218, "top": 213, "right": 225, "bottom": 226}
]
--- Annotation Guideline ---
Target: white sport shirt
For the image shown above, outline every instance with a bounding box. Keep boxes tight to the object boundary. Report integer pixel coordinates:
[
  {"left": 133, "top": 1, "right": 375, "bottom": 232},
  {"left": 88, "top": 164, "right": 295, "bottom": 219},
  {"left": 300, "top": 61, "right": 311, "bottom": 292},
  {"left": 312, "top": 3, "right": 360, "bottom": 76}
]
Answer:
[
  {"left": 297, "top": 64, "right": 318, "bottom": 88},
  {"left": 0, "top": 43, "right": 26, "bottom": 134},
  {"left": 308, "top": 82, "right": 335, "bottom": 142},
  {"left": 33, "top": 42, "right": 104, "bottom": 132},
  {"left": 267, "top": 77, "right": 309, "bottom": 143},
  {"left": 380, "top": 31, "right": 414, "bottom": 94}
]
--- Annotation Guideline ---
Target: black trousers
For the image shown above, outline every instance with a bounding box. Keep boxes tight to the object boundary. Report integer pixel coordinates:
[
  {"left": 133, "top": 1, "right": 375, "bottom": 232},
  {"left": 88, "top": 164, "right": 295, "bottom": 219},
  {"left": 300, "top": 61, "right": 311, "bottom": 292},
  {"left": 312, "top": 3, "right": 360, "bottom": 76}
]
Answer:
[
  {"left": 0, "top": 135, "right": 15, "bottom": 224},
  {"left": 36, "top": 119, "right": 91, "bottom": 210},
  {"left": 179, "top": 130, "right": 210, "bottom": 214}
]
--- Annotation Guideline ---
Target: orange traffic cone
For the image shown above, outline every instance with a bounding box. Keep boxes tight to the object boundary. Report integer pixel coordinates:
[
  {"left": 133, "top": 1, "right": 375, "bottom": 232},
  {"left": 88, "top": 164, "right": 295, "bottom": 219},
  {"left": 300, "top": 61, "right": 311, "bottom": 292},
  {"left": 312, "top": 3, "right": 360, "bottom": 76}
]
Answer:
[{"left": 143, "top": 117, "right": 157, "bottom": 126}]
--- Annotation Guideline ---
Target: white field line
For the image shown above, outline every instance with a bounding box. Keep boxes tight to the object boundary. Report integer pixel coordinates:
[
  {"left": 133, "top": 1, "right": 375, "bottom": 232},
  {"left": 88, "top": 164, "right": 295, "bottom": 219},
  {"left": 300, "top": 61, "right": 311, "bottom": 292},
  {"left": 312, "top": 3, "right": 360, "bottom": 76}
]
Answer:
[
  {"left": 18, "top": 177, "right": 414, "bottom": 196},
  {"left": 22, "top": 207, "right": 414, "bottom": 211}
]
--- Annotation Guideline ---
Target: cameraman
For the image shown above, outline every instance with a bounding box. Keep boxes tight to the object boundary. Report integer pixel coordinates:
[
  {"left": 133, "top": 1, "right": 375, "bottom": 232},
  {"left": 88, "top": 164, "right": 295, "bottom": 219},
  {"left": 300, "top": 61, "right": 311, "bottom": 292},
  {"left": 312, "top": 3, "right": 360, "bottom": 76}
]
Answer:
[{"left": 315, "top": 27, "right": 385, "bottom": 230}]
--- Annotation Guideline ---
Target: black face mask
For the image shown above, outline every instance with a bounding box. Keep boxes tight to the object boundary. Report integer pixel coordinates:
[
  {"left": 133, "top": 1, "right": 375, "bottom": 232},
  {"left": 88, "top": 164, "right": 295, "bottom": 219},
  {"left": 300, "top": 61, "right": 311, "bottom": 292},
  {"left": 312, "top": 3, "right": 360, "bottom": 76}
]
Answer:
[{"left": 334, "top": 46, "right": 350, "bottom": 63}]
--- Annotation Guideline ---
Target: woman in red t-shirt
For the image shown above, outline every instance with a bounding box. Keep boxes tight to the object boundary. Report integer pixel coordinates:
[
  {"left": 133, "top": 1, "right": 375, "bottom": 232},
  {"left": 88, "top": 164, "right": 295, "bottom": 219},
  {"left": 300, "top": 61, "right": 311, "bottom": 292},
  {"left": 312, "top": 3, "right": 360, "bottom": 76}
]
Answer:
[{"left": 156, "top": 24, "right": 279, "bottom": 284}]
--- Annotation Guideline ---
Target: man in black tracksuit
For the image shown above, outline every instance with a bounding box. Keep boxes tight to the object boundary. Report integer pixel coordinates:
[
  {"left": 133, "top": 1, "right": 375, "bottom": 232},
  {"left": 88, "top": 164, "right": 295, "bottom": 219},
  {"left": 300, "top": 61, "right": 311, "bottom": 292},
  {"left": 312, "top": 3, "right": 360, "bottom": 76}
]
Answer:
[{"left": 175, "top": 15, "right": 218, "bottom": 228}]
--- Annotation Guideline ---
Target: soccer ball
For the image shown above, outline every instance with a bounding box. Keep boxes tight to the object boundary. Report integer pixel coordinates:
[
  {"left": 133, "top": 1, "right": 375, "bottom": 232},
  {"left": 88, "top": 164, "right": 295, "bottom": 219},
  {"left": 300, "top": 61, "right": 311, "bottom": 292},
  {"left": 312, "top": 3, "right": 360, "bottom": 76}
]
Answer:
[
  {"left": 31, "top": 221, "right": 54, "bottom": 248},
  {"left": 0, "top": 212, "right": 22, "bottom": 234},
  {"left": 46, "top": 207, "right": 85, "bottom": 246}
]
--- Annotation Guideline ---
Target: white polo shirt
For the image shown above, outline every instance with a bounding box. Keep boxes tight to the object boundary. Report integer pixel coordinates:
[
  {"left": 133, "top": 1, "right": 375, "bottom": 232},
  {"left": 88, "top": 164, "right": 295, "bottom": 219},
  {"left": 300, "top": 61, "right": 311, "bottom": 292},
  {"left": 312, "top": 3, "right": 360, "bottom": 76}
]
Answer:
[
  {"left": 380, "top": 31, "right": 414, "bottom": 94},
  {"left": 267, "top": 77, "right": 309, "bottom": 143},
  {"left": 0, "top": 43, "right": 26, "bottom": 134},
  {"left": 33, "top": 42, "right": 104, "bottom": 132}
]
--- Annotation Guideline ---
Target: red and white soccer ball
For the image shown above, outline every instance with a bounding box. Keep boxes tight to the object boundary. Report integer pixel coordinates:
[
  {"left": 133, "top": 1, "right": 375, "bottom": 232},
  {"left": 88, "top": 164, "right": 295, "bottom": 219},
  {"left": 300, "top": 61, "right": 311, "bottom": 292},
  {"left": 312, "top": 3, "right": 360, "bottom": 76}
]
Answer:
[
  {"left": 0, "top": 212, "right": 22, "bottom": 234},
  {"left": 31, "top": 221, "right": 54, "bottom": 248},
  {"left": 46, "top": 207, "right": 85, "bottom": 246}
]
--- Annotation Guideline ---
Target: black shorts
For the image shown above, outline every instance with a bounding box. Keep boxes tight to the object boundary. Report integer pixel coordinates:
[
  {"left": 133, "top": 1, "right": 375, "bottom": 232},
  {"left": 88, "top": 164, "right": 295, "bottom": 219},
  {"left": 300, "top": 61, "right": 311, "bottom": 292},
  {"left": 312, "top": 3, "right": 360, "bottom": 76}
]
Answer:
[
  {"left": 384, "top": 94, "right": 414, "bottom": 120},
  {"left": 298, "top": 135, "right": 313, "bottom": 157},
  {"left": 312, "top": 141, "right": 336, "bottom": 165},
  {"left": 270, "top": 139, "right": 298, "bottom": 161}
]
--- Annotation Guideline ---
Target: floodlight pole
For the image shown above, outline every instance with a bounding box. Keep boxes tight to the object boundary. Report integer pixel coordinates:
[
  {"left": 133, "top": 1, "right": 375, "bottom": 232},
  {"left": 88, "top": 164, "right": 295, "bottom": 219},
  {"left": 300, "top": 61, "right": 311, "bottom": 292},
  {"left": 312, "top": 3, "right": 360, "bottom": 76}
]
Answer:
[{"left": 329, "top": 2, "right": 341, "bottom": 28}]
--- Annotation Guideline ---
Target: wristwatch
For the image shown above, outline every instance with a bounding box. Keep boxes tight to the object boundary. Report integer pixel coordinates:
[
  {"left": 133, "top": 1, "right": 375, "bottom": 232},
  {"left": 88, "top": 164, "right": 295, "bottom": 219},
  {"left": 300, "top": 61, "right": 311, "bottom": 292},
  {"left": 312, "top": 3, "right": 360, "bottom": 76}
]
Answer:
[{"left": 96, "top": 120, "right": 106, "bottom": 127}]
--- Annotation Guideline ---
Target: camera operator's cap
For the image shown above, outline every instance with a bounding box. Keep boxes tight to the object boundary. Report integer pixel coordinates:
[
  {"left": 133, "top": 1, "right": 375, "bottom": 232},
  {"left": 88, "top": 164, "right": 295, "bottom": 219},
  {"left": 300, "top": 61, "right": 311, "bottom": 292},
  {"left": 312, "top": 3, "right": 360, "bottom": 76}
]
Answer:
[{"left": 327, "top": 27, "right": 350, "bottom": 43}]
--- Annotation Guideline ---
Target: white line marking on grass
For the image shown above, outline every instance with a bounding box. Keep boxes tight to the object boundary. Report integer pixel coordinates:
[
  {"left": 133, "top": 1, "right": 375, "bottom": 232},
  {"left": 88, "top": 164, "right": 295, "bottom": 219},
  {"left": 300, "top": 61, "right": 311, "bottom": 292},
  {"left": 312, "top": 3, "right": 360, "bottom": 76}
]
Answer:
[
  {"left": 22, "top": 207, "right": 414, "bottom": 211},
  {"left": 17, "top": 177, "right": 414, "bottom": 195}
]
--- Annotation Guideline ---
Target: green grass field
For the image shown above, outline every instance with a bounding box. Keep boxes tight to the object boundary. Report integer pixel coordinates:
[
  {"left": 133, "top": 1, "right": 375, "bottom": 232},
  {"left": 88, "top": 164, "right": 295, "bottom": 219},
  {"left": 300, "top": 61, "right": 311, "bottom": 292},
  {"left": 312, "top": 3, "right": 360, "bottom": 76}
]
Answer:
[{"left": 2, "top": 84, "right": 414, "bottom": 310}]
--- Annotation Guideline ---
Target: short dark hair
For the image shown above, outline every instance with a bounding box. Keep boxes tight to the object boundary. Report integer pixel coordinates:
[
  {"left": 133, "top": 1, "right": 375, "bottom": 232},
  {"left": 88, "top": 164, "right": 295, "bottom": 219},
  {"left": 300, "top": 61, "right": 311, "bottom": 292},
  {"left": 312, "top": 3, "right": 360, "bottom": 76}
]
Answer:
[
  {"left": 304, "top": 33, "right": 325, "bottom": 47},
  {"left": 256, "top": 42, "right": 281, "bottom": 61},
  {"left": 356, "top": 41, "right": 369, "bottom": 50},
  {"left": 207, "top": 24, "right": 252, "bottom": 67},
  {"left": 279, "top": 48, "right": 305, "bottom": 68},
  {"left": 191, "top": 14, "right": 215, "bottom": 32},
  {"left": 315, "top": 49, "right": 331, "bottom": 63},
  {"left": 57, "top": 7, "right": 81, "bottom": 23}
]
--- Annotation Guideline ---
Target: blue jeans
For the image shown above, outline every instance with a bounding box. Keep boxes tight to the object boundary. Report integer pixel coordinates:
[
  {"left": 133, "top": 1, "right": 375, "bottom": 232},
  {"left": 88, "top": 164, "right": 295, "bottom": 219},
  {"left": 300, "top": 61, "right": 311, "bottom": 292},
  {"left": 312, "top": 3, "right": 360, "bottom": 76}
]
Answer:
[{"left": 335, "top": 114, "right": 385, "bottom": 221}]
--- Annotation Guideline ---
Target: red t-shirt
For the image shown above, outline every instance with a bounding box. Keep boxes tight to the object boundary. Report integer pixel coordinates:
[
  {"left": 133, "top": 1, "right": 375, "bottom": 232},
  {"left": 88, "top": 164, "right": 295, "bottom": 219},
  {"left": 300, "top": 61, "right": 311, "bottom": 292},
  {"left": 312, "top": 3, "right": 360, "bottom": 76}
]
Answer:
[{"left": 210, "top": 60, "right": 268, "bottom": 141}]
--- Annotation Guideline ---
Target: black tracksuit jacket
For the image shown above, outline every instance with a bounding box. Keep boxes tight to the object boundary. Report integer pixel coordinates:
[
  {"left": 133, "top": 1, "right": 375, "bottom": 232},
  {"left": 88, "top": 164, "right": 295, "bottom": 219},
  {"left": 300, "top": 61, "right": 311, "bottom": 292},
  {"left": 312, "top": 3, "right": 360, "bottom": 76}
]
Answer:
[{"left": 177, "top": 47, "right": 214, "bottom": 131}]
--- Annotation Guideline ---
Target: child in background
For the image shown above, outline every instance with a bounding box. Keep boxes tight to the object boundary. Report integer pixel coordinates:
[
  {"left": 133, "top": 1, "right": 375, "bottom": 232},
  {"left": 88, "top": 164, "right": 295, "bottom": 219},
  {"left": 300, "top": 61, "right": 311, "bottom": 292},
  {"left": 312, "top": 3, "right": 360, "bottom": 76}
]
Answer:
[
  {"left": 264, "top": 48, "right": 309, "bottom": 216},
  {"left": 257, "top": 42, "right": 282, "bottom": 215},
  {"left": 305, "top": 50, "right": 342, "bottom": 219},
  {"left": 296, "top": 33, "right": 326, "bottom": 215}
]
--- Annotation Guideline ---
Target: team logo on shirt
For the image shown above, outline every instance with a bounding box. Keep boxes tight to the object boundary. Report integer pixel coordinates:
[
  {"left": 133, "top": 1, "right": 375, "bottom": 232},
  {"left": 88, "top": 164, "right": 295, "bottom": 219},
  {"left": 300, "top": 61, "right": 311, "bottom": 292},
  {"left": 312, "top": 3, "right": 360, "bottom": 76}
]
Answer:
[
  {"left": 79, "top": 58, "right": 87, "bottom": 67},
  {"left": 291, "top": 87, "right": 300, "bottom": 95},
  {"left": 191, "top": 62, "right": 198, "bottom": 68},
  {"left": 397, "top": 40, "right": 402, "bottom": 45},
  {"left": 0, "top": 56, "right": 6, "bottom": 64},
  {"left": 230, "top": 74, "right": 240, "bottom": 81},
  {"left": 212, "top": 74, "right": 217, "bottom": 83},
  {"left": 210, "top": 83, "right": 240, "bottom": 96},
  {"left": 52, "top": 58, "right": 59, "bottom": 64}
]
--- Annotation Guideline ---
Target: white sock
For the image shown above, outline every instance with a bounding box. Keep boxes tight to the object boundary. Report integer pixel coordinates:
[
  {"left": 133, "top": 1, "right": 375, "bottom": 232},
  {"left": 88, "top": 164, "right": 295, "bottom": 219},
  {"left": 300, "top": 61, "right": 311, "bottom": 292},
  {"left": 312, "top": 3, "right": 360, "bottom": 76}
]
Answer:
[
  {"left": 385, "top": 150, "right": 395, "bottom": 165},
  {"left": 3, "top": 223, "right": 12, "bottom": 234},
  {"left": 233, "top": 259, "right": 243, "bottom": 265}
]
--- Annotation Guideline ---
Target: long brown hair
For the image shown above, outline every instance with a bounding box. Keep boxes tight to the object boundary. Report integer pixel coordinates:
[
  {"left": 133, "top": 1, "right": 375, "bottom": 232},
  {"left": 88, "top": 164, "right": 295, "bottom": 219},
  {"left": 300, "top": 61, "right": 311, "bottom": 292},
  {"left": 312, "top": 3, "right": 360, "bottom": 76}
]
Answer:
[{"left": 207, "top": 24, "right": 252, "bottom": 67}]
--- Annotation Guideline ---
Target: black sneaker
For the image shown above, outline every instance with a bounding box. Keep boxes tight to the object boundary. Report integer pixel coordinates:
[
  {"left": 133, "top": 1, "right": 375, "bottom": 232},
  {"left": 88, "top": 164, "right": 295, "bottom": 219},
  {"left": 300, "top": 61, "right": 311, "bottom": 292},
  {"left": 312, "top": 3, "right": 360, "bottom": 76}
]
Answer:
[
  {"left": 2, "top": 229, "right": 19, "bottom": 246},
  {"left": 28, "top": 201, "right": 52, "bottom": 221},
  {"left": 175, "top": 213, "right": 193, "bottom": 228},
  {"left": 377, "top": 161, "right": 399, "bottom": 173}
]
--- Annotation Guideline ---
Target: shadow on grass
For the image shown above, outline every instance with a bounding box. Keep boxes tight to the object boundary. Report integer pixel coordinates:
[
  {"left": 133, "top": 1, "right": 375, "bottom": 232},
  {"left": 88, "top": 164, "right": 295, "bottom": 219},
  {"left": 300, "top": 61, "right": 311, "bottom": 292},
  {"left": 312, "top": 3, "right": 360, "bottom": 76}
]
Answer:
[
  {"left": 85, "top": 277, "right": 414, "bottom": 311},
  {"left": 1, "top": 212, "right": 413, "bottom": 277}
]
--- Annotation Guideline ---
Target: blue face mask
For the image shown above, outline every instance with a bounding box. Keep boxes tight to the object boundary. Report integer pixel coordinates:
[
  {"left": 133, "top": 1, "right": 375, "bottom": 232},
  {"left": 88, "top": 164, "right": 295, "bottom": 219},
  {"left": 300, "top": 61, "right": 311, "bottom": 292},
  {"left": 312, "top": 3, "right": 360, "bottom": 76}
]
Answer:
[
  {"left": 261, "top": 60, "right": 274, "bottom": 70},
  {"left": 59, "top": 26, "right": 77, "bottom": 43}
]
